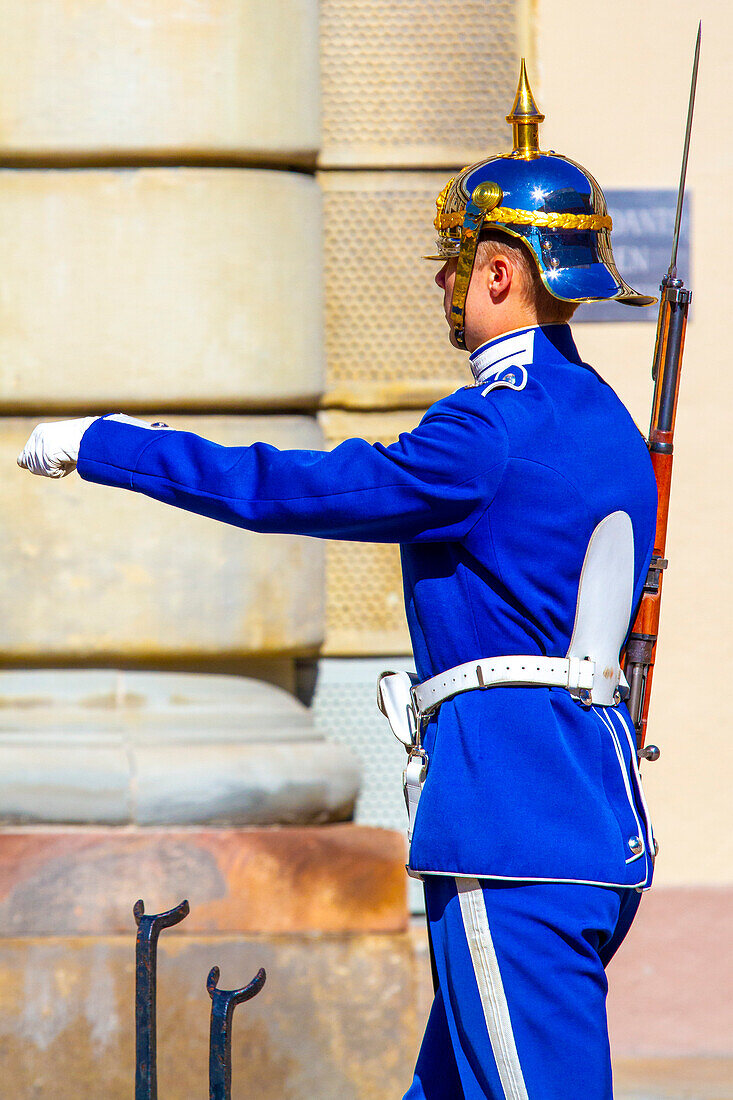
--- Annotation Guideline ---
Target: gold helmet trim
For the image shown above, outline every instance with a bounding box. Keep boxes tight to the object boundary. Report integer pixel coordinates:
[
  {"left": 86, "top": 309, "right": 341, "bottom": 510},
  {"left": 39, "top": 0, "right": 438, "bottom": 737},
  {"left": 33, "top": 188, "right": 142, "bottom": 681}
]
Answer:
[{"left": 435, "top": 206, "right": 613, "bottom": 233}]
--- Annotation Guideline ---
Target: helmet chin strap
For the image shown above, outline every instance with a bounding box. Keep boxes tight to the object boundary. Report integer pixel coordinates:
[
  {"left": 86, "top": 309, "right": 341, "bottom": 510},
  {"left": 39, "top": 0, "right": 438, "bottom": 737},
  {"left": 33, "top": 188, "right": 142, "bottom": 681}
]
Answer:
[
  {"left": 450, "top": 183, "right": 503, "bottom": 350},
  {"left": 450, "top": 216, "right": 483, "bottom": 350}
]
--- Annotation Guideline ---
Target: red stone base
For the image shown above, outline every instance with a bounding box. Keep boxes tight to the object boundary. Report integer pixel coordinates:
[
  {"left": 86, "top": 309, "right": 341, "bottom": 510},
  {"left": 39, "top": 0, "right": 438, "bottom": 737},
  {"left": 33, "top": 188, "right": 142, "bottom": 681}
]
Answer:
[{"left": 0, "top": 824, "right": 408, "bottom": 934}]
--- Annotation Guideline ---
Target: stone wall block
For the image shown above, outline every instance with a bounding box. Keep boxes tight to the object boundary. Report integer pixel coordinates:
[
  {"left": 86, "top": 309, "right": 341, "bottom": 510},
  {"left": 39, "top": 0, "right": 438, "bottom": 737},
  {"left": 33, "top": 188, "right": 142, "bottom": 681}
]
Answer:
[
  {"left": 0, "top": 671, "right": 361, "bottom": 826},
  {"left": 2, "top": 418, "right": 324, "bottom": 659},
  {"left": 0, "top": 825, "right": 408, "bottom": 934},
  {"left": 0, "top": 169, "right": 323, "bottom": 410},
  {"left": 321, "top": 171, "right": 467, "bottom": 408},
  {"left": 0, "top": 0, "right": 319, "bottom": 160},
  {"left": 0, "top": 745, "right": 130, "bottom": 825},
  {"left": 0, "top": 932, "right": 421, "bottom": 1098},
  {"left": 0, "top": 668, "right": 318, "bottom": 743},
  {"left": 135, "top": 742, "right": 359, "bottom": 827},
  {"left": 320, "top": 0, "right": 518, "bottom": 167}
]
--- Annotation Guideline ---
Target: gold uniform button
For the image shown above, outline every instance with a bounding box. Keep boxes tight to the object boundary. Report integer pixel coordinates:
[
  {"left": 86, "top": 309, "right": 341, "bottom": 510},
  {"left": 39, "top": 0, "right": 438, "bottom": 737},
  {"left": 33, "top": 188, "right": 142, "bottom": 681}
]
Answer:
[{"left": 628, "top": 836, "right": 644, "bottom": 855}]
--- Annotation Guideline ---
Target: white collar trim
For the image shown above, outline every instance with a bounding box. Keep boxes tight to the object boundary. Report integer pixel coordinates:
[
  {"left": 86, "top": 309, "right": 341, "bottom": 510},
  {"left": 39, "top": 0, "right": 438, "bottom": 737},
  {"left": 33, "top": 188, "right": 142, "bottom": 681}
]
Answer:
[{"left": 469, "top": 327, "right": 537, "bottom": 385}]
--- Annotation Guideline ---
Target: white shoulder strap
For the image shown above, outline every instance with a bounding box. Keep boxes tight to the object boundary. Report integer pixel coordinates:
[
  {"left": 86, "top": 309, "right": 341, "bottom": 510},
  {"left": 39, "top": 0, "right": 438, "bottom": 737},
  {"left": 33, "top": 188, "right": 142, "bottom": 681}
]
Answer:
[{"left": 566, "top": 510, "right": 635, "bottom": 706}]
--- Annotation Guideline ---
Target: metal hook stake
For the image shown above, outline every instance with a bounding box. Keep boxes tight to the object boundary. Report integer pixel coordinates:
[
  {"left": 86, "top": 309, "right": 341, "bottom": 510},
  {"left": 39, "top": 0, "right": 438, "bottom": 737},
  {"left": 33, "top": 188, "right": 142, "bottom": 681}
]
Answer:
[
  {"left": 207, "top": 964, "right": 266, "bottom": 1100},
  {"left": 133, "top": 898, "right": 190, "bottom": 1100}
]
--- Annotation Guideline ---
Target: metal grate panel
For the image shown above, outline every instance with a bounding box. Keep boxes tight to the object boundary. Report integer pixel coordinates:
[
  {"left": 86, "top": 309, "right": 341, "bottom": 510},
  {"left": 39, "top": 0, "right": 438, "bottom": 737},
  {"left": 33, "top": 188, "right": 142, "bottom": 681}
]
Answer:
[
  {"left": 321, "top": 171, "right": 472, "bottom": 407},
  {"left": 320, "top": 0, "right": 519, "bottom": 167},
  {"left": 320, "top": 410, "right": 424, "bottom": 655}
]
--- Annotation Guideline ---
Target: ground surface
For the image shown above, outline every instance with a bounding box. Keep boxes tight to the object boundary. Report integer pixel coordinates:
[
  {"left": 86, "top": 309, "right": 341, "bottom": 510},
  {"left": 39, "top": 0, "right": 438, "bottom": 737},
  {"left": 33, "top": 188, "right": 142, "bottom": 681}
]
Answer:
[{"left": 614, "top": 1059, "right": 733, "bottom": 1099}]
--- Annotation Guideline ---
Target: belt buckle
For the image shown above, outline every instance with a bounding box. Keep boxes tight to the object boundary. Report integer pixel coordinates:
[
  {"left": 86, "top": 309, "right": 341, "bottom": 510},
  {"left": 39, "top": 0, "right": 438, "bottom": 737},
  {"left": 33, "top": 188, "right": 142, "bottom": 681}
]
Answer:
[{"left": 409, "top": 684, "right": 424, "bottom": 728}]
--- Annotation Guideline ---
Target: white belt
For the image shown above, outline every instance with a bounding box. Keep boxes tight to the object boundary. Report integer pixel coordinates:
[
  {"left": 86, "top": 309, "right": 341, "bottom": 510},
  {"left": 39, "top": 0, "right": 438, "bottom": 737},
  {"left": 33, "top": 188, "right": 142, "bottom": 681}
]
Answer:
[
  {"left": 377, "top": 655, "right": 601, "bottom": 854},
  {"left": 377, "top": 654, "right": 623, "bottom": 863},
  {"left": 411, "top": 655, "right": 597, "bottom": 717}
]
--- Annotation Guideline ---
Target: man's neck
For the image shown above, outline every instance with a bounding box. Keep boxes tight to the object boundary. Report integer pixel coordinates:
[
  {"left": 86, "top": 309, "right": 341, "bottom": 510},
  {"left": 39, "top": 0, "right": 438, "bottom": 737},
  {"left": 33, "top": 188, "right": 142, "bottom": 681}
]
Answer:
[{"left": 466, "top": 308, "right": 540, "bottom": 354}]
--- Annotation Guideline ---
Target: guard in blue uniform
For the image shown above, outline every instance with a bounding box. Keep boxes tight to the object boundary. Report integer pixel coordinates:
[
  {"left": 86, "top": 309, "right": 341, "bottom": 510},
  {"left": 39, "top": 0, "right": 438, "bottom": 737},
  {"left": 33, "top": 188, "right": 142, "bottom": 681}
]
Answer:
[{"left": 19, "top": 63, "right": 659, "bottom": 1099}]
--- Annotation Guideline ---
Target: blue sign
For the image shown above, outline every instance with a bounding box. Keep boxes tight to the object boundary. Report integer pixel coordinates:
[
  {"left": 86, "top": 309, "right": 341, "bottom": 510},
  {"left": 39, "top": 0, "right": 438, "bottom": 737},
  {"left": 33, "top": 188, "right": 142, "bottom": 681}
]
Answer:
[{"left": 574, "top": 189, "right": 691, "bottom": 322}]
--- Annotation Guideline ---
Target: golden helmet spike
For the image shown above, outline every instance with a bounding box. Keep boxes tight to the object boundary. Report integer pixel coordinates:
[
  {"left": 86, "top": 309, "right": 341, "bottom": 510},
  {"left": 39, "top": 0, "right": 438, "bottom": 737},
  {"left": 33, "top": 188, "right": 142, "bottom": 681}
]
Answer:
[{"left": 505, "top": 58, "right": 545, "bottom": 158}]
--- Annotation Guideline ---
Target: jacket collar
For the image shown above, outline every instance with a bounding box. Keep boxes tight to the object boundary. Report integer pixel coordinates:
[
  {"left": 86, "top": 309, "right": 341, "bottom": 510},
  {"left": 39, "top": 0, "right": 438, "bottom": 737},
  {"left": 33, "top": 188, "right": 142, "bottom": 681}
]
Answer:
[{"left": 469, "top": 324, "right": 581, "bottom": 385}]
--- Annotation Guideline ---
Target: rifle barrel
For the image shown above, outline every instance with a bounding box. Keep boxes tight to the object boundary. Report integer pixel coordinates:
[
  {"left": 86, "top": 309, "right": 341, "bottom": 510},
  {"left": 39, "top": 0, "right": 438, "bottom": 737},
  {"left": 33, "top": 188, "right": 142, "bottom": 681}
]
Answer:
[{"left": 651, "top": 283, "right": 691, "bottom": 442}]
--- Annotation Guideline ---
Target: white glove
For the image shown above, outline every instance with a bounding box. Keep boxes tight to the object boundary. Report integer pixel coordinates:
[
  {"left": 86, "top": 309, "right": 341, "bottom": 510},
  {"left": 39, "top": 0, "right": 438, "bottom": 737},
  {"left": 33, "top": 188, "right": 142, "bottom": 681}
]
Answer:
[
  {"left": 17, "top": 414, "right": 168, "bottom": 479},
  {"left": 17, "top": 417, "right": 99, "bottom": 478}
]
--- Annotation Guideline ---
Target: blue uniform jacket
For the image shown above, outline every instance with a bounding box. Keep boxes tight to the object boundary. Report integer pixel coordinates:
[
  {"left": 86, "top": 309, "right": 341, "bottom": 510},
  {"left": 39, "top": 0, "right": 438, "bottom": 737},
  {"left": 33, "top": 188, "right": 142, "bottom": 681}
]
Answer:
[{"left": 78, "top": 324, "right": 658, "bottom": 889}]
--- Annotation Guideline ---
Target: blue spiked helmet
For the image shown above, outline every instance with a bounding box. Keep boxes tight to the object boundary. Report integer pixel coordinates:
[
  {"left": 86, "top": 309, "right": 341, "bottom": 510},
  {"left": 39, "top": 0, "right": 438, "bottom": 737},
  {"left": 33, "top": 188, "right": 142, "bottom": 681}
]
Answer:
[{"left": 428, "top": 61, "right": 656, "bottom": 349}]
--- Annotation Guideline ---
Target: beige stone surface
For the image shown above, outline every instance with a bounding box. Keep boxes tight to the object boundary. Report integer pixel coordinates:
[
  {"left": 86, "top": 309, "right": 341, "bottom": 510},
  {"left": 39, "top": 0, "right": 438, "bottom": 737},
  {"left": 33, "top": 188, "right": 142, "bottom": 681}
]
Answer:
[
  {"left": 537, "top": 1, "right": 733, "bottom": 885},
  {"left": 320, "top": 171, "right": 467, "bottom": 409},
  {"left": 0, "top": 0, "right": 319, "bottom": 160},
  {"left": 0, "top": 169, "right": 323, "bottom": 410},
  {"left": 2, "top": 416, "right": 324, "bottom": 658},
  {"left": 0, "top": 932, "right": 422, "bottom": 1098},
  {"left": 320, "top": 0, "right": 518, "bottom": 168},
  {"left": 613, "top": 1059, "right": 733, "bottom": 1099},
  {"left": 0, "top": 671, "right": 360, "bottom": 826},
  {"left": 606, "top": 888, "right": 733, "bottom": 1058},
  {"left": 320, "top": 410, "right": 423, "bottom": 655}
]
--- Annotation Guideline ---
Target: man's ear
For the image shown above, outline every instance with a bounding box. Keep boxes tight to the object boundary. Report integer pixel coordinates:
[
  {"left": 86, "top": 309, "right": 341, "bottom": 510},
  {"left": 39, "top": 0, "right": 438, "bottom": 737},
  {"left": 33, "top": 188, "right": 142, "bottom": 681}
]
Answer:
[{"left": 487, "top": 253, "right": 513, "bottom": 301}]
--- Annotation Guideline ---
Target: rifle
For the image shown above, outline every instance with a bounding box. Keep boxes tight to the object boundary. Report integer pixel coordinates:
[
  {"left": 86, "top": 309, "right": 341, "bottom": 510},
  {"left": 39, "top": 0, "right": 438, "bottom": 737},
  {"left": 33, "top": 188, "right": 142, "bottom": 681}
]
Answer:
[{"left": 623, "top": 23, "right": 701, "bottom": 761}]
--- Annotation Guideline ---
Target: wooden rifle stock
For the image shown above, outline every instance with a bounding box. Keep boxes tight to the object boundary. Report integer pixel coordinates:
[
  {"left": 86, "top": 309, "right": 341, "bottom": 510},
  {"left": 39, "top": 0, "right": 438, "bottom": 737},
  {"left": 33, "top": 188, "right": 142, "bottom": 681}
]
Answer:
[{"left": 623, "top": 277, "right": 691, "bottom": 755}]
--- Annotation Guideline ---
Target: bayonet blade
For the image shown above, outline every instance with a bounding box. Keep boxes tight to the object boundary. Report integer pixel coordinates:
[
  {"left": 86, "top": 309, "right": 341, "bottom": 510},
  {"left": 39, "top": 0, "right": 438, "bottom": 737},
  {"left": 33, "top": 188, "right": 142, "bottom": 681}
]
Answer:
[{"left": 669, "top": 21, "right": 701, "bottom": 278}]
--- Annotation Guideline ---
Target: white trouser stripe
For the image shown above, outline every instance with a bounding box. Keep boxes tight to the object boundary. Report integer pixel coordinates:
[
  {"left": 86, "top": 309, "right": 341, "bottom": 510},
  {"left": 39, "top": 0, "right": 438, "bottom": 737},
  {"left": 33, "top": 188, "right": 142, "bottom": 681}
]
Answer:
[{"left": 457, "top": 878, "right": 529, "bottom": 1100}]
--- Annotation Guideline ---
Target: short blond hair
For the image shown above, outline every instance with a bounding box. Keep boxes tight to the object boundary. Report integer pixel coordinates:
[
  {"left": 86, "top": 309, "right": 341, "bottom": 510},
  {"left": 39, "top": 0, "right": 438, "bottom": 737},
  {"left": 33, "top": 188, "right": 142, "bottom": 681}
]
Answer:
[{"left": 476, "top": 230, "right": 578, "bottom": 326}]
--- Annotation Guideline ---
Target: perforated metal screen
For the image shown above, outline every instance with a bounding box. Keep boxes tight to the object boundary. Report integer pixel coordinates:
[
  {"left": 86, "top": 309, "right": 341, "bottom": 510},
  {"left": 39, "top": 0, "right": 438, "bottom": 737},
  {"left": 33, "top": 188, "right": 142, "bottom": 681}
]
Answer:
[
  {"left": 320, "top": 0, "right": 519, "bottom": 167},
  {"left": 321, "top": 171, "right": 473, "bottom": 408},
  {"left": 321, "top": 410, "right": 426, "bottom": 654}
]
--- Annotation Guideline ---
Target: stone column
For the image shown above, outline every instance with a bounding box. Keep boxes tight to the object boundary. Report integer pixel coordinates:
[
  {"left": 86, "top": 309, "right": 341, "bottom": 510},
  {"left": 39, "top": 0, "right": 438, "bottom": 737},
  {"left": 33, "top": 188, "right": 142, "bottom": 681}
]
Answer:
[
  {"left": 0, "top": 6, "right": 342, "bottom": 798},
  {"left": 0, "top": 4, "right": 412, "bottom": 1093}
]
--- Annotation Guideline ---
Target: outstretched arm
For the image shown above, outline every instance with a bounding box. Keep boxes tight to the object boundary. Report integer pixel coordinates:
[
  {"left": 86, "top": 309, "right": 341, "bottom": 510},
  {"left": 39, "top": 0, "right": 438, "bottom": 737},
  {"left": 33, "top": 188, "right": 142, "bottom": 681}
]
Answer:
[{"left": 19, "top": 401, "right": 509, "bottom": 545}]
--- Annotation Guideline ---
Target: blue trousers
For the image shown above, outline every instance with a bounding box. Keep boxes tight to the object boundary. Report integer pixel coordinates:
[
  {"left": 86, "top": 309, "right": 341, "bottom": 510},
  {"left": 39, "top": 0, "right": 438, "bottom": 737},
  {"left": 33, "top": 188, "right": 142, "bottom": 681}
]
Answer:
[{"left": 404, "top": 877, "right": 640, "bottom": 1100}]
